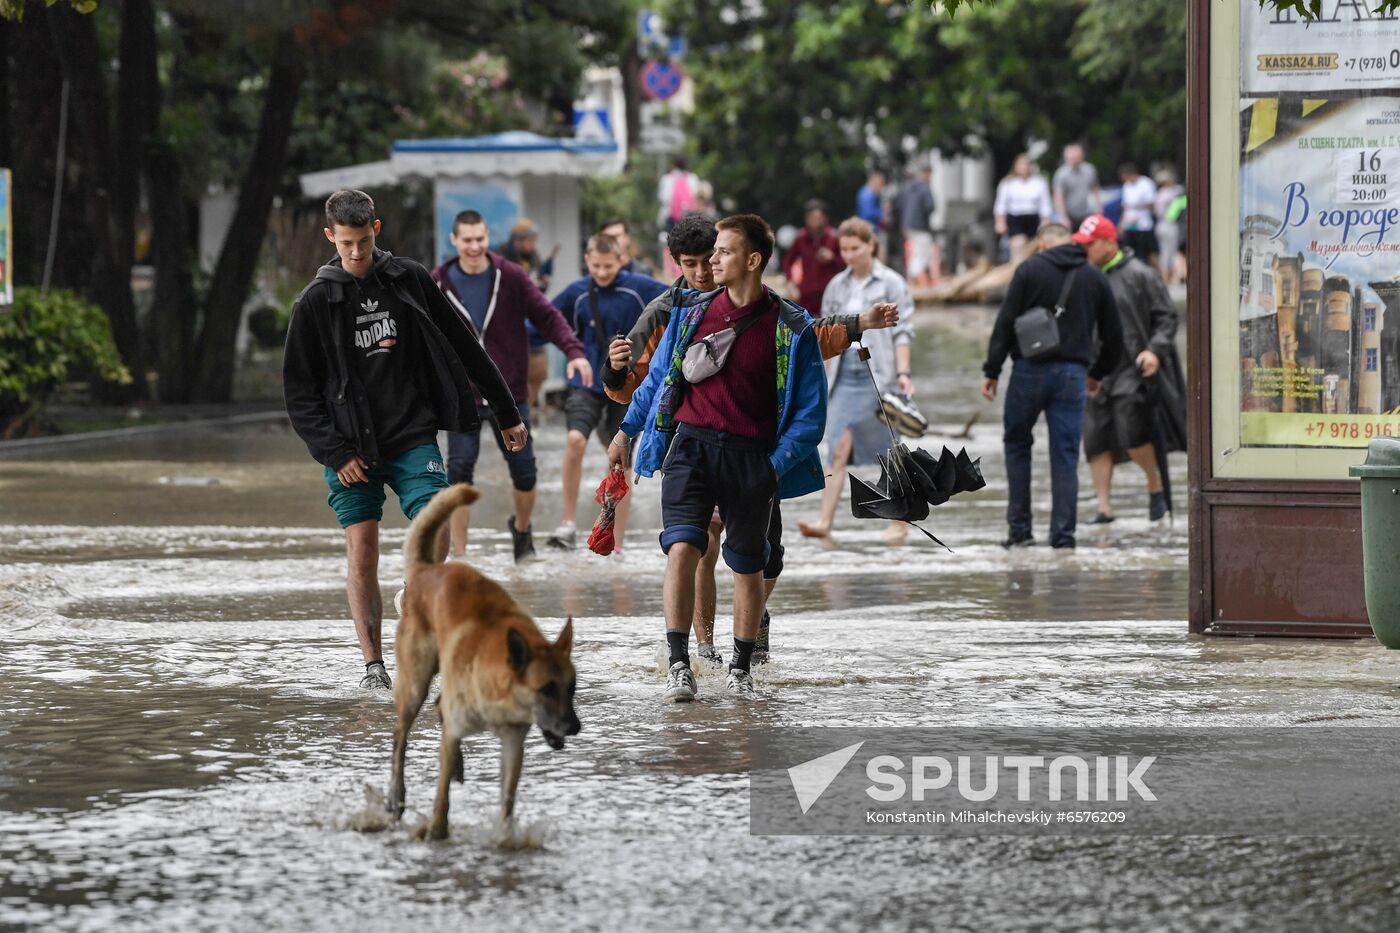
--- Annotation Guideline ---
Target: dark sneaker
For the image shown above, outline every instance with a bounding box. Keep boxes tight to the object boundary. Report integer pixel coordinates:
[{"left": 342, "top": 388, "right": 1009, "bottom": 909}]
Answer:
[
  {"left": 1149, "top": 491, "right": 1170, "bottom": 523},
  {"left": 508, "top": 516, "right": 536, "bottom": 563},
  {"left": 1088, "top": 512, "right": 1116, "bottom": 525},
  {"left": 360, "top": 661, "right": 391, "bottom": 690},
  {"left": 753, "top": 611, "right": 771, "bottom": 665},
  {"left": 1000, "top": 534, "right": 1035, "bottom": 549}
]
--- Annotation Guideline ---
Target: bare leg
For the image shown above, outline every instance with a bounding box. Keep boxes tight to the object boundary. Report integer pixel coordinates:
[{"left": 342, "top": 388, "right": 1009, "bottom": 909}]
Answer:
[
  {"left": 1089, "top": 452, "right": 1115, "bottom": 517},
  {"left": 1126, "top": 443, "right": 1163, "bottom": 494},
  {"left": 497, "top": 724, "right": 527, "bottom": 823},
  {"left": 693, "top": 519, "right": 722, "bottom": 644},
  {"left": 664, "top": 542, "right": 703, "bottom": 638},
  {"left": 527, "top": 349, "right": 548, "bottom": 410},
  {"left": 732, "top": 570, "right": 765, "bottom": 641},
  {"left": 448, "top": 505, "right": 470, "bottom": 558},
  {"left": 345, "top": 520, "right": 382, "bottom": 662},
  {"left": 560, "top": 430, "right": 588, "bottom": 525},
  {"left": 800, "top": 431, "right": 852, "bottom": 538},
  {"left": 613, "top": 493, "right": 632, "bottom": 550}
]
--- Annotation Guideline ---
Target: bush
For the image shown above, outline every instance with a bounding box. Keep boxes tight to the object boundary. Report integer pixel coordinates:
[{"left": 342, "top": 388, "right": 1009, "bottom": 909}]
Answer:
[{"left": 0, "top": 287, "right": 132, "bottom": 438}]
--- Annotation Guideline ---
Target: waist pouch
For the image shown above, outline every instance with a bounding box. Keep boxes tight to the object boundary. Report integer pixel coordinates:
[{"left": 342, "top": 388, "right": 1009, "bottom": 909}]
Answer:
[{"left": 682, "top": 311, "right": 763, "bottom": 383}]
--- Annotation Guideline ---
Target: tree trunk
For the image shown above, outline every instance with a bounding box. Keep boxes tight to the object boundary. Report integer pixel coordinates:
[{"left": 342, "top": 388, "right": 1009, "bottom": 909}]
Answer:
[
  {"left": 11, "top": 15, "right": 70, "bottom": 288},
  {"left": 45, "top": 3, "right": 148, "bottom": 401},
  {"left": 120, "top": 0, "right": 199, "bottom": 403},
  {"left": 191, "top": 41, "right": 306, "bottom": 403}
]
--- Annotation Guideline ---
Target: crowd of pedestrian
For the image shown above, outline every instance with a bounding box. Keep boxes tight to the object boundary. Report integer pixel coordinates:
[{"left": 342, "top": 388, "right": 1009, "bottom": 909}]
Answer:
[{"left": 283, "top": 151, "right": 1185, "bottom": 699}]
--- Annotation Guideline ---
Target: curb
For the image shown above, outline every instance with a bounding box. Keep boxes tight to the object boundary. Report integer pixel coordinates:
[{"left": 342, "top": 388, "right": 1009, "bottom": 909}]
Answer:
[{"left": 0, "top": 411, "right": 290, "bottom": 458}]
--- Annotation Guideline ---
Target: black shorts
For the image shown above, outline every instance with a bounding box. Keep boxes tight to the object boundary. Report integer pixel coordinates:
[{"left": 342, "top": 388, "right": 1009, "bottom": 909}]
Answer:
[
  {"left": 1083, "top": 387, "right": 1153, "bottom": 458},
  {"left": 659, "top": 424, "right": 777, "bottom": 574},
  {"left": 564, "top": 386, "right": 629, "bottom": 449},
  {"left": 1006, "top": 213, "right": 1041, "bottom": 239}
]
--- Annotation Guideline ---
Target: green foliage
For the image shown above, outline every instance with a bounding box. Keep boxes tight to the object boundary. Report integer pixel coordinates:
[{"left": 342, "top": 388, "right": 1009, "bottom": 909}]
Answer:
[
  {"left": 677, "top": 0, "right": 1187, "bottom": 227},
  {"left": 581, "top": 154, "right": 661, "bottom": 240},
  {"left": 0, "top": 288, "right": 132, "bottom": 437},
  {"left": 0, "top": 0, "right": 98, "bottom": 22}
]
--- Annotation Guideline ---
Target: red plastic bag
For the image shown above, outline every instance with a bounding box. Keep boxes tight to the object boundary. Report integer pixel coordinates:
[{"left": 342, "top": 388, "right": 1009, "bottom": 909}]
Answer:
[{"left": 587, "top": 468, "right": 631, "bottom": 556}]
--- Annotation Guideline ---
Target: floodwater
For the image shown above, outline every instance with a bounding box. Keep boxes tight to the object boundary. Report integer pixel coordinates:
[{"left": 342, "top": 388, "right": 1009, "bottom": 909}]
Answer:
[{"left": 3, "top": 322, "right": 1400, "bottom": 932}]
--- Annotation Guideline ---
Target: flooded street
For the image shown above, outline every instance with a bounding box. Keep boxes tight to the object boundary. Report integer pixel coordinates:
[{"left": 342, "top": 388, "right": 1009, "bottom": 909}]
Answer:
[{"left": 4, "top": 321, "right": 1400, "bottom": 932}]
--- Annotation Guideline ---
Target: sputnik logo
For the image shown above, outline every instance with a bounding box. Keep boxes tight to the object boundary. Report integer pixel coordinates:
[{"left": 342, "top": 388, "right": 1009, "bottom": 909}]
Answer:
[{"left": 788, "top": 741, "right": 864, "bottom": 814}]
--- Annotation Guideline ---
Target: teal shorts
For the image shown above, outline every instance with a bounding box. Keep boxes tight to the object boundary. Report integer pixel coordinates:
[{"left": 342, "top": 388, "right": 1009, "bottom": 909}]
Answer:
[{"left": 323, "top": 442, "right": 449, "bottom": 528}]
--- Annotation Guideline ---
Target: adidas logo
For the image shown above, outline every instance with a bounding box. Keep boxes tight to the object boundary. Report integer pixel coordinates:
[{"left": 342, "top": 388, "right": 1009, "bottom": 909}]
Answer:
[{"left": 361, "top": 299, "right": 380, "bottom": 314}]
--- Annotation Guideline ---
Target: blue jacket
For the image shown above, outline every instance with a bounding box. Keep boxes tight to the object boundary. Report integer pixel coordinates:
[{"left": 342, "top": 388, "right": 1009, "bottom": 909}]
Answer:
[
  {"left": 620, "top": 287, "right": 828, "bottom": 500},
  {"left": 552, "top": 270, "right": 669, "bottom": 394}
]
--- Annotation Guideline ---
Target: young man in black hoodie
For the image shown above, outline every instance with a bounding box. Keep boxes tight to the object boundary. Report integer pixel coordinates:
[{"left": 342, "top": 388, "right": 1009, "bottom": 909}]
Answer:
[
  {"left": 980, "top": 222, "right": 1124, "bottom": 550},
  {"left": 283, "top": 189, "right": 524, "bottom": 690}
]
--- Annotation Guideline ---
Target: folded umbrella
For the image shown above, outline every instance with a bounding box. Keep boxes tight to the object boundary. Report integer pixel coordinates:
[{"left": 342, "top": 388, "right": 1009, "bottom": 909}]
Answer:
[
  {"left": 846, "top": 348, "right": 987, "bottom": 549},
  {"left": 587, "top": 468, "right": 631, "bottom": 556}
]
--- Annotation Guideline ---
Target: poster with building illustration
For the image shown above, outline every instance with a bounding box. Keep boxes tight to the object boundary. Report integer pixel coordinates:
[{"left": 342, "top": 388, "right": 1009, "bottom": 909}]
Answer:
[{"left": 1238, "top": 4, "right": 1400, "bottom": 448}]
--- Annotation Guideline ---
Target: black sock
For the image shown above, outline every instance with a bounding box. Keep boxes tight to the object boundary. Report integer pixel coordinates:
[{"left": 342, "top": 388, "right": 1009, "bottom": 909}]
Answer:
[
  {"left": 731, "top": 636, "right": 756, "bottom": 673},
  {"left": 666, "top": 631, "right": 690, "bottom": 667},
  {"left": 366, "top": 659, "right": 384, "bottom": 670}
]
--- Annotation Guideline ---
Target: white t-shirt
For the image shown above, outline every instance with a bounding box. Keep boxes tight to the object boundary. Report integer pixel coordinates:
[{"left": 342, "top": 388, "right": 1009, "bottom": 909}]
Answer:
[
  {"left": 993, "top": 175, "right": 1053, "bottom": 218},
  {"left": 1119, "top": 176, "right": 1158, "bottom": 231}
]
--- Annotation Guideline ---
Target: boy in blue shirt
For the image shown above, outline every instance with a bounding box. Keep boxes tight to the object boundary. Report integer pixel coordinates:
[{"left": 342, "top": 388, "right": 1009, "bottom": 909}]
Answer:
[{"left": 547, "top": 233, "right": 667, "bottom": 551}]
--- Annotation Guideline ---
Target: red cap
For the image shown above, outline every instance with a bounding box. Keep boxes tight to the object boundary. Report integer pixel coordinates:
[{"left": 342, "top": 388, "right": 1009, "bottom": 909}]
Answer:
[{"left": 1071, "top": 214, "right": 1117, "bottom": 244}]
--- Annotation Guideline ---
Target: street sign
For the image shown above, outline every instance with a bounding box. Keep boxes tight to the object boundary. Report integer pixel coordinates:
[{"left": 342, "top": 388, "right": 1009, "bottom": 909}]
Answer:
[
  {"left": 572, "top": 107, "right": 612, "bottom": 142},
  {"left": 640, "top": 61, "right": 684, "bottom": 102},
  {"left": 640, "top": 125, "right": 685, "bottom": 155}
]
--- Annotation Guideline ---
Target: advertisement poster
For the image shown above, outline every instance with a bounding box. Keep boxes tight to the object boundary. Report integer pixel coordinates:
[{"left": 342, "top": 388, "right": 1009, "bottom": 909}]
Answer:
[
  {"left": 1238, "top": 96, "right": 1400, "bottom": 447},
  {"left": 0, "top": 168, "right": 10, "bottom": 308},
  {"left": 1240, "top": 0, "right": 1400, "bottom": 96},
  {"left": 1237, "top": 3, "right": 1400, "bottom": 448},
  {"left": 432, "top": 176, "right": 520, "bottom": 266}
]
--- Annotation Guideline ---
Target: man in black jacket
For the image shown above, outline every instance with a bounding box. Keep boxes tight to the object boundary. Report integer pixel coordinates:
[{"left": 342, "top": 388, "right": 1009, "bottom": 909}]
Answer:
[
  {"left": 283, "top": 189, "right": 525, "bottom": 690},
  {"left": 1077, "top": 215, "right": 1184, "bottom": 525},
  {"left": 980, "top": 222, "right": 1124, "bottom": 549}
]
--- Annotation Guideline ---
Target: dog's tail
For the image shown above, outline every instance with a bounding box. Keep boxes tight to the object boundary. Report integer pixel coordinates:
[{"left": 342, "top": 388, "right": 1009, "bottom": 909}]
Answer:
[{"left": 404, "top": 483, "right": 480, "bottom": 573}]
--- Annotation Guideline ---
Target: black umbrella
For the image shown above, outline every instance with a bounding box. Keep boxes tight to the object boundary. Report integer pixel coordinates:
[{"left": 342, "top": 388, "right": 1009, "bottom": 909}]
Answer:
[{"left": 845, "top": 348, "right": 986, "bottom": 548}]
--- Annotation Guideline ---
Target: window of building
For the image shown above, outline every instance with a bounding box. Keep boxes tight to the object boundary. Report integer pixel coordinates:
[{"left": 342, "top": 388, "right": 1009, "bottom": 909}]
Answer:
[
  {"left": 1367, "top": 348, "right": 1379, "bottom": 372},
  {"left": 1280, "top": 277, "right": 1293, "bottom": 305},
  {"left": 1240, "top": 268, "right": 1251, "bottom": 290},
  {"left": 1365, "top": 307, "right": 1377, "bottom": 332}
]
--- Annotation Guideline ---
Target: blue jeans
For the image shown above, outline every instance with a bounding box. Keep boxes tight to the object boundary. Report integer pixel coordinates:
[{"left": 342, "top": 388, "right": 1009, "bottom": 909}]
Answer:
[{"left": 1002, "top": 360, "right": 1088, "bottom": 547}]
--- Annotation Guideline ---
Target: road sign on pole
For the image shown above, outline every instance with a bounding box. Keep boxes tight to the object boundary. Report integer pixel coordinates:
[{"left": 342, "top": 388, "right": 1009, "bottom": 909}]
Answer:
[{"left": 640, "top": 61, "right": 684, "bottom": 102}]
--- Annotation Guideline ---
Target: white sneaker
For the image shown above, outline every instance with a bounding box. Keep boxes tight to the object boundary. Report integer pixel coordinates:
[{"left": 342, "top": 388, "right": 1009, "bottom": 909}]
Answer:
[
  {"left": 663, "top": 661, "right": 698, "bottom": 703},
  {"left": 547, "top": 521, "right": 577, "bottom": 550},
  {"left": 726, "top": 668, "right": 757, "bottom": 698},
  {"left": 393, "top": 586, "right": 405, "bottom": 616},
  {"left": 696, "top": 643, "right": 725, "bottom": 669}
]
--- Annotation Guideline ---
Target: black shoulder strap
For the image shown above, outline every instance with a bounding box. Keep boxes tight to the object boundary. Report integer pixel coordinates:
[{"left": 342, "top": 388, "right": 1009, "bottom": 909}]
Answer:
[
  {"left": 1054, "top": 267, "right": 1080, "bottom": 316},
  {"left": 586, "top": 281, "right": 602, "bottom": 341}
]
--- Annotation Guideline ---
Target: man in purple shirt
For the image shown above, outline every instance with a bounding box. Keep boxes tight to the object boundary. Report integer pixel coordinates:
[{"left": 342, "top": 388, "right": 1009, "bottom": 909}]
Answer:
[
  {"left": 431, "top": 210, "right": 592, "bottom": 562},
  {"left": 782, "top": 198, "right": 845, "bottom": 315}
]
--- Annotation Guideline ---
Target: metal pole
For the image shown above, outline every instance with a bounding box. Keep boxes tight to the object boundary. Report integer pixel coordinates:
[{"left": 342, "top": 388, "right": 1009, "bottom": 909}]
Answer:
[{"left": 41, "top": 79, "right": 70, "bottom": 295}]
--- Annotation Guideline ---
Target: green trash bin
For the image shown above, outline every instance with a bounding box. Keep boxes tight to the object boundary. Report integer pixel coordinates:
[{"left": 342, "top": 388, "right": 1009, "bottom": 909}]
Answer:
[{"left": 1350, "top": 437, "right": 1400, "bottom": 649}]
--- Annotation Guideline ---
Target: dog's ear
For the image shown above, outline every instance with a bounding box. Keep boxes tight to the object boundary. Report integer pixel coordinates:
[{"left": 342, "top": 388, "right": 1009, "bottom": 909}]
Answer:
[
  {"left": 556, "top": 617, "right": 574, "bottom": 655},
  {"left": 507, "top": 627, "right": 531, "bottom": 675}
]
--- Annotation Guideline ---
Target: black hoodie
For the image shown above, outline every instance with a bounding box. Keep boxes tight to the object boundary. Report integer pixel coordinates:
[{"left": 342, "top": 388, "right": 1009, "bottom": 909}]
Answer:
[
  {"left": 982, "top": 243, "right": 1124, "bottom": 381},
  {"left": 283, "top": 249, "right": 520, "bottom": 470}
]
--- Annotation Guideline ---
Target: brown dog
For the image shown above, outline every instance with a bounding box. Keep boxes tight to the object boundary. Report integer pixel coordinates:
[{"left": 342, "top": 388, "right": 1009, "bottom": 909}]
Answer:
[{"left": 388, "top": 483, "right": 579, "bottom": 840}]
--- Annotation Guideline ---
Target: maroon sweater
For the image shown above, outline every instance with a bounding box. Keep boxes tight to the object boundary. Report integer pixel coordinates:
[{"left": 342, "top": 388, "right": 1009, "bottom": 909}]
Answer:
[
  {"left": 781, "top": 226, "right": 845, "bottom": 316},
  {"left": 430, "top": 252, "right": 584, "bottom": 403},
  {"left": 676, "top": 289, "right": 780, "bottom": 441}
]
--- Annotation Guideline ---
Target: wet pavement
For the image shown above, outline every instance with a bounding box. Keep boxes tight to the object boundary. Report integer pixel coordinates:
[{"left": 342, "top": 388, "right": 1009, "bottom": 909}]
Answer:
[{"left": 3, "top": 318, "right": 1400, "bottom": 932}]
